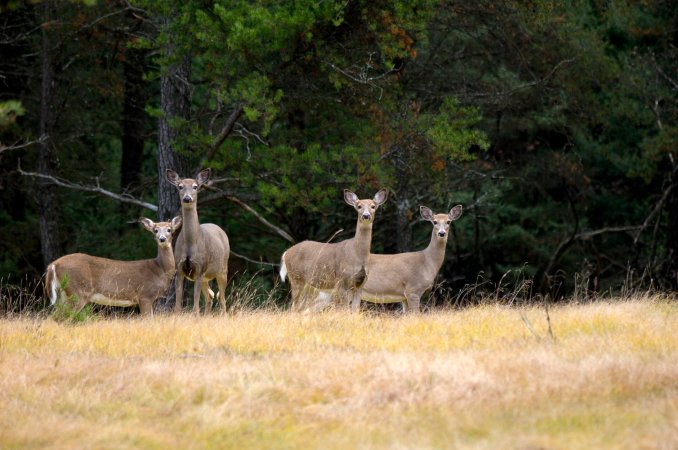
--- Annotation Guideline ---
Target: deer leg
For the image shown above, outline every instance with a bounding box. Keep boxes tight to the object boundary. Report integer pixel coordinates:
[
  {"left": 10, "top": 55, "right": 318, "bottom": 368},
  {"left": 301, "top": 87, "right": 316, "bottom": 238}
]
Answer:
[
  {"left": 175, "top": 273, "right": 185, "bottom": 314},
  {"left": 349, "top": 288, "right": 361, "bottom": 313},
  {"left": 289, "top": 279, "right": 304, "bottom": 311},
  {"left": 74, "top": 296, "right": 89, "bottom": 313},
  {"left": 216, "top": 273, "right": 227, "bottom": 313},
  {"left": 192, "top": 274, "right": 203, "bottom": 315},
  {"left": 405, "top": 292, "right": 421, "bottom": 313},
  {"left": 203, "top": 281, "right": 213, "bottom": 314},
  {"left": 139, "top": 300, "right": 153, "bottom": 317}
]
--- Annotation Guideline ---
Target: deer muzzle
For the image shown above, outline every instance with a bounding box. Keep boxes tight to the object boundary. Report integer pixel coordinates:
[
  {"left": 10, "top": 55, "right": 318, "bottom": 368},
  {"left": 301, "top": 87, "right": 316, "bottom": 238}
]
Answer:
[{"left": 182, "top": 195, "right": 193, "bottom": 204}]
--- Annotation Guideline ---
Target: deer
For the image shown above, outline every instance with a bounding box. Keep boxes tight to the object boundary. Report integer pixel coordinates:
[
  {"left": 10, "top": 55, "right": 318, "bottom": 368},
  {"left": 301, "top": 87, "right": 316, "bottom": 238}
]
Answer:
[
  {"left": 359, "top": 205, "right": 463, "bottom": 312},
  {"left": 45, "top": 216, "right": 182, "bottom": 316},
  {"left": 279, "top": 188, "right": 388, "bottom": 312},
  {"left": 165, "top": 168, "right": 230, "bottom": 314}
]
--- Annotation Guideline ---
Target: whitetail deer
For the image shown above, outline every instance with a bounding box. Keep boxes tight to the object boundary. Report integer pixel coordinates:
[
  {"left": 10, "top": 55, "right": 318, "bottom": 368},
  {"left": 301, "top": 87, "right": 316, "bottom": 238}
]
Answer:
[
  {"left": 166, "top": 168, "right": 230, "bottom": 314},
  {"left": 359, "top": 205, "right": 463, "bottom": 312},
  {"left": 279, "top": 188, "right": 388, "bottom": 312},
  {"left": 45, "top": 217, "right": 182, "bottom": 316}
]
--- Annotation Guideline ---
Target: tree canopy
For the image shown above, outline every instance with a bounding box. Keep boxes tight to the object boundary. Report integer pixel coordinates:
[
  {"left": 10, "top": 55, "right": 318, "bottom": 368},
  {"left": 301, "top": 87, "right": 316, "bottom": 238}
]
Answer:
[{"left": 1, "top": 0, "right": 676, "bottom": 305}]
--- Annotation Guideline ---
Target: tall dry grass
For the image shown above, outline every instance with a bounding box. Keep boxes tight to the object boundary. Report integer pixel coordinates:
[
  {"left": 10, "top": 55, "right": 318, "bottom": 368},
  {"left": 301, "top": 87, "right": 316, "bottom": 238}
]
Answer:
[{"left": 0, "top": 297, "right": 676, "bottom": 449}]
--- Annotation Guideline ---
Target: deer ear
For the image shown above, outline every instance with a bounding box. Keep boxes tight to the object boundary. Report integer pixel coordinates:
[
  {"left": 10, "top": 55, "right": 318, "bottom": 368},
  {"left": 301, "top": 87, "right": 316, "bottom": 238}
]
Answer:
[
  {"left": 139, "top": 217, "right": 154, "bottom": 232},
  {"left": 373, "top": 189, "right": 388, "bottom": 205},
  {"left": 420, "top": 206, "right": 434, "bottom": 221},
  {"left": 171, "top": 216, "right": 182, "bottom": 231},
  {"left": 344, "top": 189, "right": 359, "bottom": 206},
  {"left": 166, "top": 169, "right": 181, "bottom": 186},
  {"left": 449, "top": 205, "right": 463, "bottom": 221},
  {"left": 196, "top": 168, "right": 211, "bottom": 186}
]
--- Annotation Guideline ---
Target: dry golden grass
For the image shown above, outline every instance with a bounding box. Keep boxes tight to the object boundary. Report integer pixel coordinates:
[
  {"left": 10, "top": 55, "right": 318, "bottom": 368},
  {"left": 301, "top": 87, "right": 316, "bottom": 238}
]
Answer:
[{"left": 0, "top": 297, "right": 676, "bottom": 449}]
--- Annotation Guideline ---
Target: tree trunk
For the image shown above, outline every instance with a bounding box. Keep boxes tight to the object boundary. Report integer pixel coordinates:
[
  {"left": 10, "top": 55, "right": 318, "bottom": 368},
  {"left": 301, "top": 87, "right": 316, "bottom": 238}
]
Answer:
[
  {"left": 666, "top": 168, "right": 678, "bottom": 289},
  {"left": 157, "top": 34, "right": 193, "bottom": 221},
  {"left": 155, "top": 14, "right": 193, "bottom": 311},
  {"left": 120, "top": 46, "right": 147, "bottom": 196},
  {"left": 37, "top": 0, "right": 61, "bottom": 268},
  {"left": 394, "top": 144, "right": 412, "bottom": 253}
]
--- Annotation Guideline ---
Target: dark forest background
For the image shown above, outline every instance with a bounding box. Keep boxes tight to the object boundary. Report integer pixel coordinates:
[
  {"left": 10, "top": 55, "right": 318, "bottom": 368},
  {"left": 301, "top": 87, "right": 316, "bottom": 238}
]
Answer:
[{"left": 1, "top": 0, "right": 677, "bottom": 309}]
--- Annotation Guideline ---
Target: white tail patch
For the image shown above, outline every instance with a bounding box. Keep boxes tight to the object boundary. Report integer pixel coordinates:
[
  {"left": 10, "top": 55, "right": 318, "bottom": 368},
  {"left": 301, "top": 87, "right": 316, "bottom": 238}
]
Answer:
[
  {"left": 279, "top": 251, "right": 287, "bottom": 282},
  {"left": 49, "top": 264, "right": 59, "bottom": 306}
]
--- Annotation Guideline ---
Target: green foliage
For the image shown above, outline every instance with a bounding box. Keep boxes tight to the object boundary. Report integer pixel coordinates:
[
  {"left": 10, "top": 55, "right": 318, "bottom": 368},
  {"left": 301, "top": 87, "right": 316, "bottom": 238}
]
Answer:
[
  {"left": 0, "top": 100, "right": 24, "bottom": 130},
  {"left": 426, "top": 98, "right": 489, "bottom": 162},
  {"left": 51, "top": 276, "right": 92, "bottom": 324}
]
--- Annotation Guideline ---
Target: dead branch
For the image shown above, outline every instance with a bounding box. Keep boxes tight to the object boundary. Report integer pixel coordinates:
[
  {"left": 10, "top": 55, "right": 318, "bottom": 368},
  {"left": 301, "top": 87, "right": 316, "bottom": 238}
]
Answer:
[
  {"left": 18, "top": 162, "right": 158, "bottom": 212},
  {"left": 201, "top": 104, "right": 243, "bottom": 167},
  {"left": 634, "top": 181, "right": 673, "bottom": 245},
  {"left": 0, "top": 136, "right": 47, "bottom": 154},
  {"left": 230, "top": 250, "right": 279, "bottom": 267},
  {"left": 205, "top": 186, "right": 295, "bottom": 244}
]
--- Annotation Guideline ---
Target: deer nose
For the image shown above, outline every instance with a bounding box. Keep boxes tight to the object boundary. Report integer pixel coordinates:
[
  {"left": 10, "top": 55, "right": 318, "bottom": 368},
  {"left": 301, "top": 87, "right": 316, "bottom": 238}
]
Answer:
[
  {"left": 362, "top": 212, "right": 371, "bottom": 220},
  {"left": 182, "top": 195, "right": 193, "bottom": 203},
  {"left": 159, "top": 236, "right": 167, "bottom": 243},
  {"left": 438, "top": 231, "right": 446, "bottom": 237}
]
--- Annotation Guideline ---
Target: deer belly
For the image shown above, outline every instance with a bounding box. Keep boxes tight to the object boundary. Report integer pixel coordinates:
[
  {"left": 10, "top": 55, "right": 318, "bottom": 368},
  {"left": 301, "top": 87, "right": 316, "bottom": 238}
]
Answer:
[
  {"left": 361, "top": 291, "right": 406, "bottom": 304},
  {"left": 89, "top": 294, "right": 137, "bottom": 307}
]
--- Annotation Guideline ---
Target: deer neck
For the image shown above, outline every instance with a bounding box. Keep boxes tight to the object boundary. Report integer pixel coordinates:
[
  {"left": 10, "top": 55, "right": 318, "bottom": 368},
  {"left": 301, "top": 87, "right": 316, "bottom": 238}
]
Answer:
[
  {"left": 423, "top": 229, "right": 448, "bottom": 270},
  {"left": 156, "top": 244, "right": 176, "bottom": 275},
  {"left": 353, "top": 219, "right": 373, "bottom": 262},
  {"left": 181, "top": 204, "right": 201, "bottom": 248}
]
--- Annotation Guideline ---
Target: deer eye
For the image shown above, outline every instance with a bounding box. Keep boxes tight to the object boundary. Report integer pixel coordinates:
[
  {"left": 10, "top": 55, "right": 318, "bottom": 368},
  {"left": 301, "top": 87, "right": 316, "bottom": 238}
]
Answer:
[
  {"left": 192, "top": 184, "right": 198, "bottom": 189},
  {"left": 370, "top": 205, "right": 375, "bottom": 209},
  {"left": 154, "top": 229, "right": 158, "bottom": 233},
  {"left": 446, "top": 220, "right": 451, "bottom": 225}
]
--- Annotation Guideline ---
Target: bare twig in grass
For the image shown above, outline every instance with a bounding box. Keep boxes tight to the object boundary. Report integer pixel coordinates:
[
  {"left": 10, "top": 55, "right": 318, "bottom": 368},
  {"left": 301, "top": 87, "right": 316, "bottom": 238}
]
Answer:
[
  {"left": 518, "top": 309, "right": 541, "bottom": 340},
  {"left": 544, "top": 295, "right": 555, "bottom": 340}
]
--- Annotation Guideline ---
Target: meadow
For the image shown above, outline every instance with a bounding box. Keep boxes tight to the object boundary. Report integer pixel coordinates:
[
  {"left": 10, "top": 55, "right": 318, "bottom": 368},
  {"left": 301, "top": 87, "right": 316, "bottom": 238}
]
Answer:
[{"left": 0, "top": 297, "right": 676, "bottom": 449}]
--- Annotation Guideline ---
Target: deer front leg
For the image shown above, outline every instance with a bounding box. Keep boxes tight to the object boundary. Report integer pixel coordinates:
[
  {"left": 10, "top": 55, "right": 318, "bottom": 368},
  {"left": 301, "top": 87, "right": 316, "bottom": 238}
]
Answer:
[
  {"left": 349, "top": 288, "right": 362, "bottom": 313},
  {"left": 193, "top": 274, "right": 204, "bottom": 315},
  {"left": 202, "top": 281, "right": 213, "bottom": 314},
  {"left": 175, "top": 273, "right": 185, "bottom": 314}
]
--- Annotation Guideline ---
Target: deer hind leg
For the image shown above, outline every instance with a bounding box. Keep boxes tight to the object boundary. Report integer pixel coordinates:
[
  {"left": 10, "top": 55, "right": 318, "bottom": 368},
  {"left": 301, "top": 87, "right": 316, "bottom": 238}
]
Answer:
[
  {"left": 139, "top": 300, "right": 154, "bottom": 317},
  {"left": 404, "top": 292, "right": 421, "bottom": 313},
  {"left": 288, "top": 278, "right": 303, "bottom": 311},
  {"left": 291, "top": 283, "right": 318, "bottom": 312},
  {"left": 69, "top": 291, "right": 89, "bottom": 313},
  {"left": 216, "top": 271, "right": 228, "bottom": 313}
]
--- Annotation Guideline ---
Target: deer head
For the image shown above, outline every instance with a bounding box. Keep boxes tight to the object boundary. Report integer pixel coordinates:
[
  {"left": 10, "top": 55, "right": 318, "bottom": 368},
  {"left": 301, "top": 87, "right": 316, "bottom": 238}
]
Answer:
[{"left": 344, "top": 188, "right": 388, "bottom": 224}]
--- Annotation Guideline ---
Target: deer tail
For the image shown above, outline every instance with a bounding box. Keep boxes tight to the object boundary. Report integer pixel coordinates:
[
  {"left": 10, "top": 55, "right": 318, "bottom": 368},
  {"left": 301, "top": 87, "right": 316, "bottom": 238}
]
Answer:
[
  {"left": 279, "top": 251, "right": 288, "bottom": 282},
  {"left": 46, "top": 264, "right": 59, "bottom": 306}
]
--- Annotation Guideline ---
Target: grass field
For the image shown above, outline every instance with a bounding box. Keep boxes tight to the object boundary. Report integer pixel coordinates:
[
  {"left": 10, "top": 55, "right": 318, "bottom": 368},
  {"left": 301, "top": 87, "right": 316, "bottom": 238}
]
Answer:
[{"left": 0, "top": 297, "right": 676, "bottom": 449}]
